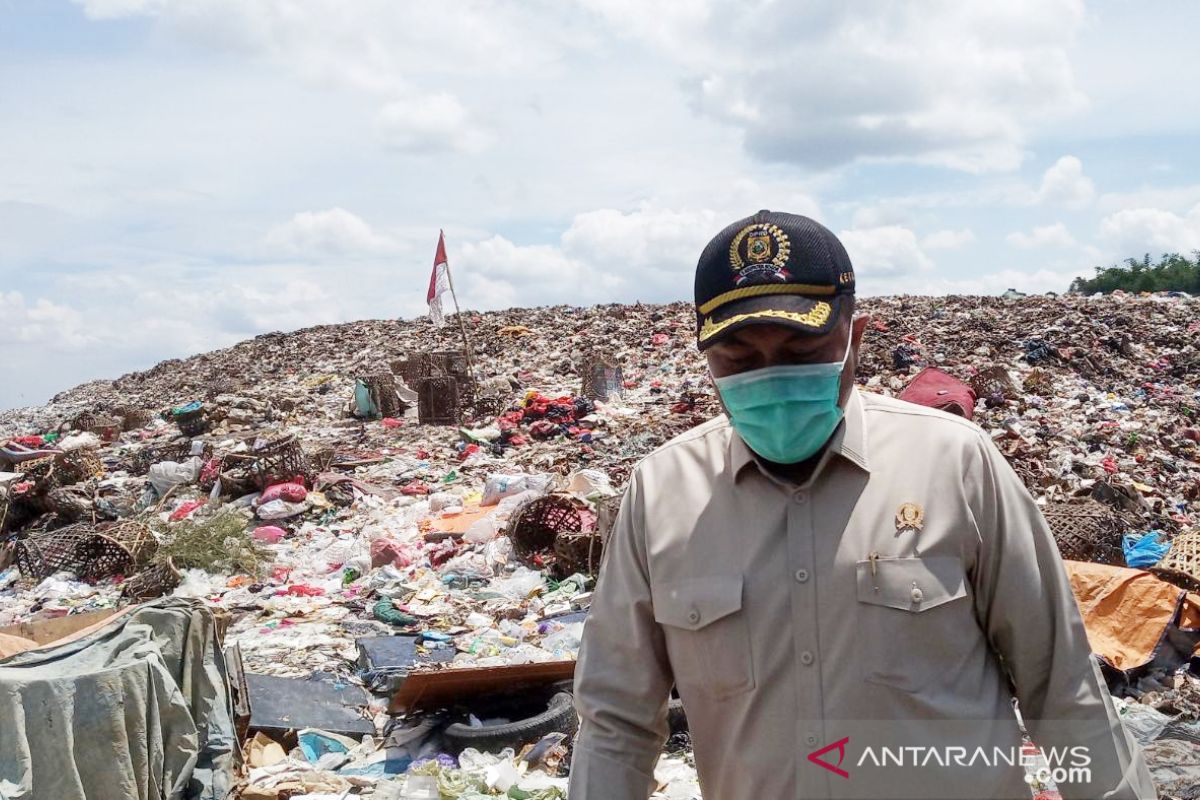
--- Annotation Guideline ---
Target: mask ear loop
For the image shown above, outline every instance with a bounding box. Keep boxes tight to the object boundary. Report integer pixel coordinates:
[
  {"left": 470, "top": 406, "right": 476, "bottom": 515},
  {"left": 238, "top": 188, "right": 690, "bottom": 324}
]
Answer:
[{"left": 837, "top": 322, "right": 855, "bottom": 370}]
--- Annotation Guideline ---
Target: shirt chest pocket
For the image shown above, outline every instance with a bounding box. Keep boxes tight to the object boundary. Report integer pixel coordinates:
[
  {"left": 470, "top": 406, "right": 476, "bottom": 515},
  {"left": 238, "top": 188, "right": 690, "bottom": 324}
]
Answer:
[
  {"left": 855, "top": 556, "right": 971, "bottom": 694},
  {"left": 652, "top": 575, "right": 756, "bottom": 700}
]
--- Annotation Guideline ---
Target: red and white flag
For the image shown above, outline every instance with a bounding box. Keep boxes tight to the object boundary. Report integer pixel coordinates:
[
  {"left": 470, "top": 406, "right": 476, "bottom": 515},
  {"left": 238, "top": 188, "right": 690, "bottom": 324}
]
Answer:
[{"left": 427, "top": 230, "right": 451, "bottom": 327}]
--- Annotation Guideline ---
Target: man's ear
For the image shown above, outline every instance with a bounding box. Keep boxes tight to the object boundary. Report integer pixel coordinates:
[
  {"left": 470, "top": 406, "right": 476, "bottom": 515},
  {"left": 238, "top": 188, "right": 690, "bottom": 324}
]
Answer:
[{"left": 851, "top": 314, "right": 870, "bottom": 348}]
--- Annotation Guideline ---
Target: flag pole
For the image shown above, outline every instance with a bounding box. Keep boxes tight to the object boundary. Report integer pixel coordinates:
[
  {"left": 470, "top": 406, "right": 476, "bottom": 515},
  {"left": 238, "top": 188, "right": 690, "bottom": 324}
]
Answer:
[{"left": 441, "top": 230, "right": 477, "bottom": 400}]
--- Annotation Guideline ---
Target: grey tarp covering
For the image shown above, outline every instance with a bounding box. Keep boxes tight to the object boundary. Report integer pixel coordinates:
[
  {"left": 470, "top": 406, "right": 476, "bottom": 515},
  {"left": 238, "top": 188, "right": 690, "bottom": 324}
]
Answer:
[{"left": 0, "top": 598, "right": 236, "bottom": 800}]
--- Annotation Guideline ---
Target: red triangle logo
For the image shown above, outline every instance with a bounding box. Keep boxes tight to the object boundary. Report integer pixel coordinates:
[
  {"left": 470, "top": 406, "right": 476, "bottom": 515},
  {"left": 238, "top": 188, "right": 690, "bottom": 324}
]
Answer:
[{"left": 807, "top": 736, "right": 851, "bottom": 779}]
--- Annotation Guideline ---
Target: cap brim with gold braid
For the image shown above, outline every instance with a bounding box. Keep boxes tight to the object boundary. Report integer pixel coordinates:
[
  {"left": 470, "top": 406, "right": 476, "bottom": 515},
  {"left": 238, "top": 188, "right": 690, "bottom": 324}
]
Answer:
[{"left": 694, "top": 210, "right": 855, "bottom": 350}]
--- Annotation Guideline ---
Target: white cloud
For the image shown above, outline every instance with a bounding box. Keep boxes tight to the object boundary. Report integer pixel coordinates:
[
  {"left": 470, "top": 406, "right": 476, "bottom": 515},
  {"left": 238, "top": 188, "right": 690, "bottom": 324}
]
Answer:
[
  {"left": 921, "top": 228, "right": 976, "bottom": 250},
  {"left": 838, "top": 226, "right": 935, "bottom": 280},
  {"left": 265, "top": 208, "right": 396, "bottom": 256},
  {"left": 377, "top": 92, "right": 490, "bottom": 154},
  {"left": 0, "top": 292, "right": 97, "bottom": 349},
  {"left": 1037, "top": 155, "right": 1095, "bottom": 208},
  {"left": 1006, "top": 222, "right": 1076, "bottom": 249},
  {"left": 1099, "top": 203, "right": 1200, "bottom": 253},
  {"left": 585, "top": 0, "right": 1087, "bottom": 171}
]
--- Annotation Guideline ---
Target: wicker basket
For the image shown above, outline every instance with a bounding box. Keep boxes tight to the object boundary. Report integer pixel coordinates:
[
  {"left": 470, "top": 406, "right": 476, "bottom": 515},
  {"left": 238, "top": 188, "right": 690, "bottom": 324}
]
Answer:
[
  {"left": 130, "top": 440, "right": 210, "bottom": 476},
  {"left": 553, "top": 531, "right": 605, "bottom": 575},
  {"left": 594, "top": 493, "right": 625, "bottom": 542},
  {"left": 581, "top": 354, "right": 623, "bottom": 402},
  {"left": 122, "top": 557, "right": 182, "bottom": 600},
  {"left": 14, "top": 524, "right": 125, "bottom": 582},
  {"left": 1022, "top": 368, "right": 1054, "bottom": 397},
  {"left": 1041, "top": 501, "right": 1127, "bottom": 566},
  {"left": 361, "top": 374, "right": 405, "bottom": 419},
  {"left": 19, "top": 455, "right": 60, "bottom": 495},
  {"left": 970, "top": 366, "right": 1020, "bottom": 404},
  {"left": 70, "top": 411, "right": 97, "bottom": 432},
  {"left": 306, "top": 445, "right": 337, "bottom": 474},
  {"left": 1153, "top": 530, "right": 1200, "bottom": 592},
  {"left": 508, "top": 495, "right": 582, "bottom": 562},
  {"left": 45, "top": 486, "right": 94, "bottom": 521},
  {"left": 247, "top": 435, "right": 310, "bottom": 489},
  {"left": 115, "top": 407, "right": 153, "bottom": 432},
  {"left": 54, "top": 449, "right": 105, "bottom": 487},
  {"left": 417, "top": 376, "right": 461, "bottom": 426},
  {"left": 96, "top": 520, "right": 158, "bottom": 566}
]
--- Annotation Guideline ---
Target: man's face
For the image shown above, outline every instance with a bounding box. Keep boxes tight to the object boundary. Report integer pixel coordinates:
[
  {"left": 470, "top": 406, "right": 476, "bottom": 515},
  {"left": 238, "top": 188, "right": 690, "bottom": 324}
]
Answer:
[{"left": 705, "top": 314, "right": 870, "bottom": 407}]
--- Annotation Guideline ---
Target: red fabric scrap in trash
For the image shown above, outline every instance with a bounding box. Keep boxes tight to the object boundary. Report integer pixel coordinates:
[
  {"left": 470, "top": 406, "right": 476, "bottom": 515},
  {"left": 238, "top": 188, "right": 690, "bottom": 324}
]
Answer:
[
  {"left": 169, "top": 500, "right": 206, "bottom": 521},
  {"left": 260, "top": 482, "right": 308, "bottom": 504}
]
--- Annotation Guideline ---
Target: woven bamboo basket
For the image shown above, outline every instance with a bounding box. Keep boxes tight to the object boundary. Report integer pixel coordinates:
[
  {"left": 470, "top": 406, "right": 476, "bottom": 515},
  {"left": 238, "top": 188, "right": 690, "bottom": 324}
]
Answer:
[
  {"left": 1153, "top": 530, "right": 1200, "bottom": 592},
  {"left": 362, "top": 373, "right": 405, "bottom": 419},
  {"left": 306, "top": 445, "right": 337, "bottom": 474},
  {"left": 13, "top": 524, "right": 125, "bottom": 582},
  {"left": 1022, "top": 368, "right": 1055, "bottom": 397},
  {"left": 580, "top": 354, "right": 623, "bottom": 402},
  {"left": 594, "top": 493, "right": 625, "bottom": 542},
  {"left": 553, "top": 531, "right": 605, "bottom": 576},
  {"left": 70, "top": 411, "right": 97, "bottom": 432},
  {"left": 122, "top": 557, "right": 181, "bottom": 600},
  {"left": 96, "top": 520, "right": 158, "bottom": 566},
  {"left": 970, "top": 366, "right": 1020, "bottom": 404},
  {"left": 247, "top": 435, "right": 311, "bottom": 489},
  {"left": 471, "top": 396, "right": 506, "bottom": 419},
  {"left": 54, "top": 449, "right": 105, "bottom": 487},
  {"left": 89, "top": 416, "right": 122, "bottom": 441},
  {"left": 508, "top": 495, "right": 582, "bottom": 562},
  {"left": 417, "top": 376, "right": 461, "bottom": 426},
  {"left": 130, "top": 441, "right": 210, "bottom": 476},
  {"left": 45, "top": 487, "right": 93, "bottom": 521},
  {"left": 19, "top": 455, "right": 60, "bottom": 495},
  {"left": 1041, "top": 501, "right": 1127, "bottom": 566},
  {"left": 115, "top": 406, "right": 153, "bottom": 432}
]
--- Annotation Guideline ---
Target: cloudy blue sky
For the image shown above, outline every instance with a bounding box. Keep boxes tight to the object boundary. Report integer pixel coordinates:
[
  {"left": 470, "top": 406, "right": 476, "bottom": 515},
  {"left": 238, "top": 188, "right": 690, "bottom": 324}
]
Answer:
[{"left": 3, "top": 0, "right": 1200, "bottom": 410}]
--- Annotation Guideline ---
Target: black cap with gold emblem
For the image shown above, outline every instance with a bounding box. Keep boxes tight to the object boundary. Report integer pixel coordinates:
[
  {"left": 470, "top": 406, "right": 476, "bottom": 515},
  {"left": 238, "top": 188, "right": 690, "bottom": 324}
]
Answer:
[{"left": 694, "top": 210, "right": 856, "bottom": 350}]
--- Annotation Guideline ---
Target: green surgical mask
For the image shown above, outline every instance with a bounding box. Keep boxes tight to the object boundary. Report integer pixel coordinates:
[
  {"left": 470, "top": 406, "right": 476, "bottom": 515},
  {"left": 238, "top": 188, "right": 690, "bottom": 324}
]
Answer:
[{"left": 713, "top": 328, "right": 853, "bottom": 464}]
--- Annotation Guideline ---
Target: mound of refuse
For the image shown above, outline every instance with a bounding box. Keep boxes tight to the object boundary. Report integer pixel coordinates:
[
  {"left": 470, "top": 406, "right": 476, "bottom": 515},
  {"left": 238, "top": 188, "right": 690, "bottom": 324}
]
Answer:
[{"left": 0, "top": 292, "right": 1197, "bottom": 797}]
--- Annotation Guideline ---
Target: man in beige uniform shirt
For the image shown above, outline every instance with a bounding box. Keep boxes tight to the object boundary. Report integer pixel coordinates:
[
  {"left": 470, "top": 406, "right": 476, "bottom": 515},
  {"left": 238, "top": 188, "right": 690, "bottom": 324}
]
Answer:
[{"left": 568, "top": 211, "right": 1154, "bottom": 799}]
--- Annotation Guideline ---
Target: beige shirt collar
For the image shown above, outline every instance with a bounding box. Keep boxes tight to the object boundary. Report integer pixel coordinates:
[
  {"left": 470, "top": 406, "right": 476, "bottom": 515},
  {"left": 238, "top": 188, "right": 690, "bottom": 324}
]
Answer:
[{"left": 728, "top": 386, "right": 871, "bottom": 482}]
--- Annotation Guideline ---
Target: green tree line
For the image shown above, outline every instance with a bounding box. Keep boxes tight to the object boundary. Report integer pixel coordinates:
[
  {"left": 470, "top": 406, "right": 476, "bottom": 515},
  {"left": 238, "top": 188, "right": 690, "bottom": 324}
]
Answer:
[{"left": 1071, "top": 252, "right": 1200, "bottom": 294}]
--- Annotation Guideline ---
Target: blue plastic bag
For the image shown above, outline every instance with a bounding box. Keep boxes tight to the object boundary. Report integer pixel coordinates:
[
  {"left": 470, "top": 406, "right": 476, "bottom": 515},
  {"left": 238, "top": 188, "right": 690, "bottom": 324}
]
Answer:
[{"left": 1123, "top": 531, "right": 1170, "bottom": 569}]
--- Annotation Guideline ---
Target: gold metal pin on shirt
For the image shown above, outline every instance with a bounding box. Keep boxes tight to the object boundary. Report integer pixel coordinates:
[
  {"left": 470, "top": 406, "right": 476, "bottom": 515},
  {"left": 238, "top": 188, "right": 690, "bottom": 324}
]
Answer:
[{"left": 895, "top": 502, "right": 924, "bottom": 534}]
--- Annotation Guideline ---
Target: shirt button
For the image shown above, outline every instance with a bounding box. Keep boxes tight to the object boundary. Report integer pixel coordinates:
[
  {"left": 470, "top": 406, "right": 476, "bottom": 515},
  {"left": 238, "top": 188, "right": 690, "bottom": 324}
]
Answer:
[
  {"left": 794, "top": 568, "right": 809, "bottom": 583},
  {"left": 800, "top": 650, "right": 815, "bottom": 666},
  {"left": 792, "top": 490, "right": 808, "bottom": 504},
  {"left": 806, "top": 734, "right": 818, "bottom": 746},
  {"left": 687, "top": 609, "right": 700, "bottom": 624},
  {"left": 911, "top": 587, "right": 924, "bottom": 603}
]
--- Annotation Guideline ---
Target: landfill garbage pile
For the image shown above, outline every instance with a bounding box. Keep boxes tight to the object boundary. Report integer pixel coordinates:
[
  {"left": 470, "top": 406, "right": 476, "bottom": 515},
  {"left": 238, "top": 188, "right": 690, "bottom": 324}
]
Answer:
[{"left": 0, "top": 291, "right": 1197, "bottom": 799}]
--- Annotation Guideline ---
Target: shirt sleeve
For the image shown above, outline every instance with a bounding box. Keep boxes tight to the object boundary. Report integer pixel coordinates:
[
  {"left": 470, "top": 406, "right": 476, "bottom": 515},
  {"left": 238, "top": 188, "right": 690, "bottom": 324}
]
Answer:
[
  {"left": 967, "top": 432, "right": 1157, "bottom": 799},
  {"left": 568, "top": 466, "right": 673, "bottom": 800}
]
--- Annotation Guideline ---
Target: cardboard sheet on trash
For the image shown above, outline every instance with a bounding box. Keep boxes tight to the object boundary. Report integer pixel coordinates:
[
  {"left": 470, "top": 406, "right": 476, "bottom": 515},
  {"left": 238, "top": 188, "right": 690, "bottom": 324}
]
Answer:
[
  {"left": 390, "top": 660, "right": 575, "bottom": 712},
  {"left": 430, "top": 504, "right": 493, "bottom": 534},
  {"left": 0, "top": 607, "right": 125, "bottom": 646},
  {"left": 1065, "top": 560, "right": 1200, "bottom": 672}
]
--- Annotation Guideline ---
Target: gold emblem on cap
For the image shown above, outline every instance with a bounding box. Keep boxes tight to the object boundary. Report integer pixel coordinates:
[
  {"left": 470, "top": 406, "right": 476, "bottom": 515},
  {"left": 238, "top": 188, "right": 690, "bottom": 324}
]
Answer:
[
  {"left": 895, "top": 502, "right": 924, "bottom": 534},
  {"left": 729, "top": 223, "right": 791, "bottom": 282}
]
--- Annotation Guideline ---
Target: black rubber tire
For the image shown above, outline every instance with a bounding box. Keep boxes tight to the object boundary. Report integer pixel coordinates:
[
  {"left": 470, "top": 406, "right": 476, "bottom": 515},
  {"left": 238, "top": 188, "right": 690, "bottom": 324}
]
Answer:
[{"left": 443, "top": 690, "right": 578, "bottom": 753}]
